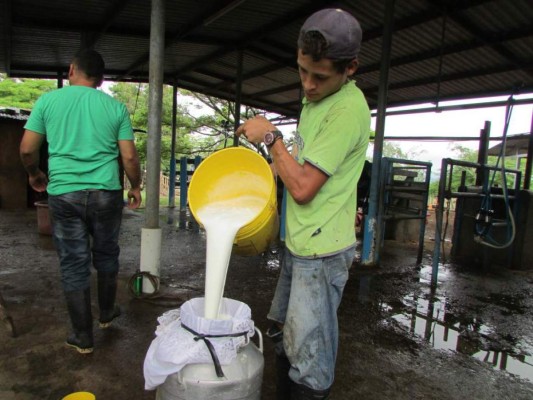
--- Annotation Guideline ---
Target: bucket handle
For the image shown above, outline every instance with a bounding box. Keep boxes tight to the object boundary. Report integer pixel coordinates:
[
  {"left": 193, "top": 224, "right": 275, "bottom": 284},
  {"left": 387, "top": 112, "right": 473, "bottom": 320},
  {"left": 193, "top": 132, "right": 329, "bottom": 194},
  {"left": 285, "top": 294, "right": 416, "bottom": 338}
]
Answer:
[{"left": 253, "top": 326, "right": 264, "bottom": 353}]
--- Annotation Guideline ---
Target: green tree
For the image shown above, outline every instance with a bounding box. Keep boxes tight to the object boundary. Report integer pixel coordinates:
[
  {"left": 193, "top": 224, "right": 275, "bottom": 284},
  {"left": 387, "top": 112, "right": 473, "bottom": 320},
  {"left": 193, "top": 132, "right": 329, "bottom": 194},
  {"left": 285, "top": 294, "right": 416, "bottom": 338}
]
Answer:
[
  {"left": 107, "top": 83, "right": 264, "bottom": 173},
  {"left": 185, "top": 90, "right": 263, "bottom": 153},
  {"left": 109, "top": 83, "right": 202, "bottom": 172},
  {"left": 0, "top": 74, "right": 56, "bottom": 108}
]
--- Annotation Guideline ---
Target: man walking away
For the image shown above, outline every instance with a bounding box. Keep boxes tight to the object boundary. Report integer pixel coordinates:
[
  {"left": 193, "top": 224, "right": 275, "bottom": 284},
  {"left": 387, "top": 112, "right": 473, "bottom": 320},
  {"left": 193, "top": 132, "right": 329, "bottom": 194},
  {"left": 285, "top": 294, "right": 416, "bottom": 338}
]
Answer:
[{"left": 20, "top": 49, "right": 142, "bottom": 354}]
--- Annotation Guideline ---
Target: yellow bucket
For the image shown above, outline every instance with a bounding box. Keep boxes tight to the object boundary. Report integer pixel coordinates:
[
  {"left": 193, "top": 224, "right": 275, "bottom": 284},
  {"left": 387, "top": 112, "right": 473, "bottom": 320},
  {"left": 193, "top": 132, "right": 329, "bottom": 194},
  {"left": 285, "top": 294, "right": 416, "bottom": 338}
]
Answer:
[
  {"left": 62, "top": 392, "right": 95, "bottom": 400},
  {"left": 188, "top": 147, "right": 279, "bottom": 256}
]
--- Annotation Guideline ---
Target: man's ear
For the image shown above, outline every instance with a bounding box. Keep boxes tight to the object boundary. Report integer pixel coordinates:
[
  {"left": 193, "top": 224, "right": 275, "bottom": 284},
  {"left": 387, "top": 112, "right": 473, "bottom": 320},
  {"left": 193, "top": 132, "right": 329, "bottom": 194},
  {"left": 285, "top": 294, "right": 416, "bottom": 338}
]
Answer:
[
  {"left": 346, "top": 59, "right": 358, "bottom": 77},
  {"left": 68, "top": 63, "right": 75, "bottom": 78}
]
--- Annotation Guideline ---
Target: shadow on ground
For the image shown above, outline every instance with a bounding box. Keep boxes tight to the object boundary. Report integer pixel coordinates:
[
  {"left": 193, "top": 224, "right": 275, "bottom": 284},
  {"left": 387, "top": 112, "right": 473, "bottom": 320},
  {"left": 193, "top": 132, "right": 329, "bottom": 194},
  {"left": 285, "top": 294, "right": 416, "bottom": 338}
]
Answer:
[{"left": 1, "top": 208, "right": 533, "bottom": 399}]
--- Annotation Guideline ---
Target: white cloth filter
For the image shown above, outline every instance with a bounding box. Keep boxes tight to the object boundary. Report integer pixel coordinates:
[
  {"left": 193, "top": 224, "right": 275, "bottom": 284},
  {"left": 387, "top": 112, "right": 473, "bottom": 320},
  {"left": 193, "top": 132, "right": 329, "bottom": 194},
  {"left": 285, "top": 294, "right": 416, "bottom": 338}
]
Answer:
[{"left": 143, "top": 297, "right": 255, "bottom": 390}]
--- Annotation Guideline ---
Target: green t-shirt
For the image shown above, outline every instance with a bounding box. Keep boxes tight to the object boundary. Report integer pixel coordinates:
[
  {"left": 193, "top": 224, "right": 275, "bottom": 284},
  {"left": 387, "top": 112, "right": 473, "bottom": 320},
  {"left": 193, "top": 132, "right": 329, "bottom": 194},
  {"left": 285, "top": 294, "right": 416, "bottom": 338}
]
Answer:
[
  {"left": 24, "top": 85, "right": 134, "bottom": 195},
  {"left": 286, "top": 80, "right": 370, "bottom": 257}
]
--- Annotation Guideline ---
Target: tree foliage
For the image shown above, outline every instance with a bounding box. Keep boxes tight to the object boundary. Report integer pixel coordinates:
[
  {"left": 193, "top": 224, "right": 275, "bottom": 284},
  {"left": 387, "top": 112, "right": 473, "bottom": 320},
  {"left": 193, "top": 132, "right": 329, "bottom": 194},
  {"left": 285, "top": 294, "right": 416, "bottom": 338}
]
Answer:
[
  {"left": 428, "top": 143, "right": 532, "bottom": 201},
  {"left": 106, "top": 83, "right": 265, "bottom": 172},
  {"left": 0, "top": 74, "right": 56, "bottom": 109}
]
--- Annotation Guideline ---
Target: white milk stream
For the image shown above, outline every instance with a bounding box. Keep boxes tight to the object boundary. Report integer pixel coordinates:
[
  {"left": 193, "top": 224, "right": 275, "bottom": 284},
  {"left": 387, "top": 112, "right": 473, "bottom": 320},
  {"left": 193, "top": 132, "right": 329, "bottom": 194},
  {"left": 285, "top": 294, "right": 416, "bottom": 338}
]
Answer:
[{"left": 197, "top": 196, "right": 264, "bottom": 319}]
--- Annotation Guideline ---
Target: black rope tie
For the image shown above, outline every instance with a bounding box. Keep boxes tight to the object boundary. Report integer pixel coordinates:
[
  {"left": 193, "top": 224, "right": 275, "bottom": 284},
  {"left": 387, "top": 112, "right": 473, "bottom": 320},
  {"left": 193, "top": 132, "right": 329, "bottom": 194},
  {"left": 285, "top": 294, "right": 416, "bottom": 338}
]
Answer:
[{"left": 181, "top": 323, "right": 250, "bottom": 378}]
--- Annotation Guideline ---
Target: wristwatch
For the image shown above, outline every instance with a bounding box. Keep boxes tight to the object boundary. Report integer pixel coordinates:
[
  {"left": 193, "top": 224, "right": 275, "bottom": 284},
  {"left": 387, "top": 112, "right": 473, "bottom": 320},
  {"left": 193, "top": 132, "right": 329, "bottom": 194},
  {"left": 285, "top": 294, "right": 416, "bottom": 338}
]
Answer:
[{"left": 263, "top": 130, "right": 284, "bottom": 148}]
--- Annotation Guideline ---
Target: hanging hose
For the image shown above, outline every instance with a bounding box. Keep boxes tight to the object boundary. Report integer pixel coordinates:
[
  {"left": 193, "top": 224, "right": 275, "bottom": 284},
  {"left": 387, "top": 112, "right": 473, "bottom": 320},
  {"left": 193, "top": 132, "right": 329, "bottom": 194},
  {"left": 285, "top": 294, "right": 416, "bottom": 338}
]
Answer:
[
  {"left": 127, "top": 271, "right": 199, "bottom": 306},
  {"left": 440, "top": 198, "right": 451, "bottom": 263},
  {"left": 474, "top": 94, "right": 517, "bottom": 249}
]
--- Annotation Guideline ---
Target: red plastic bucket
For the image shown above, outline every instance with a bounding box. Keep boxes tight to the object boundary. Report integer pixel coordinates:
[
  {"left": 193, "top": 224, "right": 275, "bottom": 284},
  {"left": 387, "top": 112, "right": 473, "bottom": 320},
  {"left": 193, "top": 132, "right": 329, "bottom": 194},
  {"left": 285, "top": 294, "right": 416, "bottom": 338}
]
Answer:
[{"left": 34, "top": 201, "right": 52, "bottom": 236}]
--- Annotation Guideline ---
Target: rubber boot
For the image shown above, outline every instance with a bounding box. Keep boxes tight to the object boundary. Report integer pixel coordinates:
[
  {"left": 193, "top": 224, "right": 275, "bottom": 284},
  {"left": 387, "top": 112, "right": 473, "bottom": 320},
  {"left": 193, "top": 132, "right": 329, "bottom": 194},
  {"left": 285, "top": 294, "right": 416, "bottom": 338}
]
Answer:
[
  {"left": 291, "top": 382, "right": 330, "bottom": 400},
  {"left": 97, "top": 271, "right": 121, "bottom": 329},
  {"left": 267, "top": 323, "right": 292, "bottom": 400},
  {"left": 65, "top": 288, "right": 94, "bottom": 354},
  {"left": 276, "top": 354, "right": 292, "bottom": 400}
]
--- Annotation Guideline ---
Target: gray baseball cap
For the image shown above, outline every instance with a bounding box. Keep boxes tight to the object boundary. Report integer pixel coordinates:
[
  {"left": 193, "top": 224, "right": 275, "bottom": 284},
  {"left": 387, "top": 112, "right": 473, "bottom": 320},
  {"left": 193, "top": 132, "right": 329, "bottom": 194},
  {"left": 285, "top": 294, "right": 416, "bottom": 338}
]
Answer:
[{"left": 298, "top": 8, "right": 362, "bottom": 59}]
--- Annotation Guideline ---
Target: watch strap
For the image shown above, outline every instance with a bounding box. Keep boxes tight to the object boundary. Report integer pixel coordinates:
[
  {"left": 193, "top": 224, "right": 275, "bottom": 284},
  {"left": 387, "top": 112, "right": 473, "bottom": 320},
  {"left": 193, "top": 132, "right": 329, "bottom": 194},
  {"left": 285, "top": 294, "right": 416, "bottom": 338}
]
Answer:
[{"left": 266, "top": 130, "right": 284, "bottom": 148}]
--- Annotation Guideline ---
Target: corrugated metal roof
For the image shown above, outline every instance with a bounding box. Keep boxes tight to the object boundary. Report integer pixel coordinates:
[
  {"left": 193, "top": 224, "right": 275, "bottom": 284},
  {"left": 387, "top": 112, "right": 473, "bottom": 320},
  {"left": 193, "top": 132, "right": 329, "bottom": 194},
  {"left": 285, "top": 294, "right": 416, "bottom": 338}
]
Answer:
[
  {"left": 0, "top": 107, "right": 30, "bottom": 121},
  {"left": 1, "top": 0, "right": 532, "bottom": 117}
]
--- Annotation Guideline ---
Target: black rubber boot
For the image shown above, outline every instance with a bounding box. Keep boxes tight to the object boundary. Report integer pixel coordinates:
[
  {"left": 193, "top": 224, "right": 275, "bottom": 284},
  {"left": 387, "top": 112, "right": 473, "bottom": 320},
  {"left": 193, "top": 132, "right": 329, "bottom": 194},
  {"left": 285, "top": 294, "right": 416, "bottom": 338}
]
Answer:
[
  {"left": 267, "top": 323, "right": 292, "bottom": 400},
  {"left": 276, "top": 354, "right": 292, "bottom": 400},
  {"left": 97, "top": 271, "right": 121, "bottom": 329},
  {"left": 291, "top": 382, "right": 330, "bottom": 400},
  {"left": 65, "top": 288, "right": 93, "bottom": 354}
]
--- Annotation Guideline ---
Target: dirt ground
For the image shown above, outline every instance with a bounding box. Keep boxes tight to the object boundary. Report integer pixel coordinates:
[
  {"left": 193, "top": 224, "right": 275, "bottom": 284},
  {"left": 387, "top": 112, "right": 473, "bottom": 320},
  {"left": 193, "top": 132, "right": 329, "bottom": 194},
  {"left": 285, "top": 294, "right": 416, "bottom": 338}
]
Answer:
[{"left": 1, "top": 207, "right": 533, "bottom": 400}]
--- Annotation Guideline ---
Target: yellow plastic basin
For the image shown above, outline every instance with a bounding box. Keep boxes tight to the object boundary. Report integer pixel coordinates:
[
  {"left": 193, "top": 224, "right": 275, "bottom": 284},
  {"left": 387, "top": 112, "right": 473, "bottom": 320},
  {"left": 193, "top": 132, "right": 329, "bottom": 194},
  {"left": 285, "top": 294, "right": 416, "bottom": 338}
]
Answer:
[
  {"left": 188, "top": 147, "right": 278, "bottom": 255},
  {"left": 62, "top": 392, "right": 95, "bottom": 400}
]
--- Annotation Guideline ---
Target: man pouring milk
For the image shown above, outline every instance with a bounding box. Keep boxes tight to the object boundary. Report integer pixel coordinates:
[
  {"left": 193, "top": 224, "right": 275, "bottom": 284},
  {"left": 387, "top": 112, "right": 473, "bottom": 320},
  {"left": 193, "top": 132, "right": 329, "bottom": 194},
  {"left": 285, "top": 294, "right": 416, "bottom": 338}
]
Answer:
[{"left": 236, "top": 8, "right": 370, "bottom": 400}]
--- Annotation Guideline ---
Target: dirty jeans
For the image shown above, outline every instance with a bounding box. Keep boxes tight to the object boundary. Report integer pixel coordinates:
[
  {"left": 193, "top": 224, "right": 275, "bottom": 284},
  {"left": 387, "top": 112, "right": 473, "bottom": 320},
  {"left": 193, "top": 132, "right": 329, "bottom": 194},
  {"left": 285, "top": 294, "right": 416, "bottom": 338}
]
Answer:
[
  {"left": 267, "top": 245, "right": 355, "bottom": 391},
  {"left": 48, "top": 190, "right": 124, "bottom": 292}
]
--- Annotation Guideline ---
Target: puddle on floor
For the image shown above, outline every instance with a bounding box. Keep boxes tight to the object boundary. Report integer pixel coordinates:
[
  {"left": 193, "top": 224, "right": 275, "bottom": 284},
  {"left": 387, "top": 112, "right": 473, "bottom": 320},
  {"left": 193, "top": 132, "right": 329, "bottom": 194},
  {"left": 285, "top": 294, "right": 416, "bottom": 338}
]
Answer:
[{"left": 384, "top": 290, "right": 533, "bottom": 382}]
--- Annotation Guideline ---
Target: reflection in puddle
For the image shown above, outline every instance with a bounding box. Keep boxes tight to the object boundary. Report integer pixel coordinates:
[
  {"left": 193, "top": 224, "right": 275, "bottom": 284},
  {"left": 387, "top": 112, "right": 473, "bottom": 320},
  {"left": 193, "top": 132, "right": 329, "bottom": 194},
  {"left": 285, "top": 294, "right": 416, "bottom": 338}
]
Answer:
[{"left": 385, "top": 292, "right": 533, "bottom": 382}]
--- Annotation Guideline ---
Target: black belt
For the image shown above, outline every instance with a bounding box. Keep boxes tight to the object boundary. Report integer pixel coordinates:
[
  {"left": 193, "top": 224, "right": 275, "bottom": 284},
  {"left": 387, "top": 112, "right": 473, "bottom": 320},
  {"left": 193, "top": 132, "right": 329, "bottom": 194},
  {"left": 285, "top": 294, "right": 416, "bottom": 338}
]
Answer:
[{"left": 181, "top": 323, "right": 249, "bottom": 378}]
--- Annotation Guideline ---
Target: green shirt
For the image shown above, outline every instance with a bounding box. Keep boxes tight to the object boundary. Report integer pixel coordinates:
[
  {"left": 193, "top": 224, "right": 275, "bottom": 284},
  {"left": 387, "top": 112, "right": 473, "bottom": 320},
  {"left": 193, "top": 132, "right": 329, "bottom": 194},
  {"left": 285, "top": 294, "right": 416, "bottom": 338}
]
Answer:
[
  {"left": 25, "top": 85, "right": 134, "bottom": 195},
  {"left": 286, "top": 81, "right": 370, "bottom": 257}
]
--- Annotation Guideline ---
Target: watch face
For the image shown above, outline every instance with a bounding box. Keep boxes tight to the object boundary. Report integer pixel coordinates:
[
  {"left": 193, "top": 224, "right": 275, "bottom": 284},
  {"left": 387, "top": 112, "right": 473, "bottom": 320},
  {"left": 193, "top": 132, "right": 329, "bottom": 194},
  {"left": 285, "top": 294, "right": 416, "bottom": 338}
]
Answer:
[{"left": 264, "top": 132, "right": 274, "bottom": 146}]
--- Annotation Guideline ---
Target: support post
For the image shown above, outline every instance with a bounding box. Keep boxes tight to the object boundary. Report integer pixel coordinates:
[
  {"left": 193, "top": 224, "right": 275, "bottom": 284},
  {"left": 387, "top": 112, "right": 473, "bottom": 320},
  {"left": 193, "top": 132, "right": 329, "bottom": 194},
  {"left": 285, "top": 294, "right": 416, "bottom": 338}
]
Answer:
[
  {"left": 524, "top": 111, "right": 533, "bottom": 190},
  {"left": 475, "top": 121, "right": 491, "bottom": 186},
  {"left": 169, "top": 82, "right": 178, "bottom": 208},
  {"left": 180, "top": 157, "right": 188, "bottom": 211},
  {"left": 431, "top": 158, "right": 449, "bottom": 287},
  {"left": 361, "top": 0, "right": 395, "bottom": 266},
  {"left": 233, "top": 49, "right": 243, "bottom": 146},
  {"left": 140, "top": 0, "right": 165, "bottom": 294}
]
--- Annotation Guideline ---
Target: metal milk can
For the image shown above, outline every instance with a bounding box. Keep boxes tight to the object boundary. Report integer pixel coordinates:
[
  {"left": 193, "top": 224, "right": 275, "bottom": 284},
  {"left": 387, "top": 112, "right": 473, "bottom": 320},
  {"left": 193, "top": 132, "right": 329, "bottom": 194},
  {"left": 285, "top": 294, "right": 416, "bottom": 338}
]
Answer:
[{"left": 156, "top": 328, "right": 264, "bottom": 400}]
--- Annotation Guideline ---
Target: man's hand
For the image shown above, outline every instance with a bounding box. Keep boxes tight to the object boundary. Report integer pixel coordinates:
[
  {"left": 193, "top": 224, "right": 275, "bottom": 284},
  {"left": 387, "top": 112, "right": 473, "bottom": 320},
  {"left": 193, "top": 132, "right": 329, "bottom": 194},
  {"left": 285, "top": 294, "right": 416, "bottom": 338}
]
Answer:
[
  {"left": 235, "top": 115, "right": 277, "bottom": 145},
  {"left": 28, "top": 170, "right": 48, "bottom": 192},
  {"left": 127, "top": 187, "right": 142, "bottom": 209}
]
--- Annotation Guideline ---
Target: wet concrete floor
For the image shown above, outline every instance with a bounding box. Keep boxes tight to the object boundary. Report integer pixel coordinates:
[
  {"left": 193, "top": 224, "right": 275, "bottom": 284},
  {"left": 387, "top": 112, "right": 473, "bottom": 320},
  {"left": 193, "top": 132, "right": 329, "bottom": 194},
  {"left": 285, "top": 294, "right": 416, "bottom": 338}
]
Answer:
[{"left": 1, "top": 207, "right": 533, "bottom": 399}]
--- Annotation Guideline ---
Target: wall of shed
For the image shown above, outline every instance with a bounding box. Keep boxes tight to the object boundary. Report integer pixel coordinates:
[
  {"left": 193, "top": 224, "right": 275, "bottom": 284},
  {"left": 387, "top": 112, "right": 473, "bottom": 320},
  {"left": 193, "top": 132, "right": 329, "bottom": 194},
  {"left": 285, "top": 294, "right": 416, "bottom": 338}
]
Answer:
[
  {"left": 0, "top": 119, "right": 28, "bottom": 208},
  {"left": 0, "top": 118, "right": 46, "bottom": 209}
]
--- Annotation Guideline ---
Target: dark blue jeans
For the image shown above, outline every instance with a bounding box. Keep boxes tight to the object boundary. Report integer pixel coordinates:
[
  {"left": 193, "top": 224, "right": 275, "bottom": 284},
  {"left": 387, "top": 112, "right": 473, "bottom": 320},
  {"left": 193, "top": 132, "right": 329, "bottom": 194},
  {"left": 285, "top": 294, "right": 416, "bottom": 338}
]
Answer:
[{"left": 48, "top": 190, "right": 124, "bottom": 292}]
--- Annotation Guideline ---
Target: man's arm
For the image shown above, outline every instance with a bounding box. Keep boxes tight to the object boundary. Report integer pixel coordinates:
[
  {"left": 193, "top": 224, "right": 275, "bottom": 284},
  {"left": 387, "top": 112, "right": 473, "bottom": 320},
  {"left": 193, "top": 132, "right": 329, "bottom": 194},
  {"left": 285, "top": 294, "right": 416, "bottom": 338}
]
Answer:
[
  {"left": 20, "top": 129, "right": 48, "bottom": 192},
  {"left": 118, "top": 140, "right": 142, "bottom": 209},
  {"left": 236, "top": 116, "right": 328, "bottom": 204}
]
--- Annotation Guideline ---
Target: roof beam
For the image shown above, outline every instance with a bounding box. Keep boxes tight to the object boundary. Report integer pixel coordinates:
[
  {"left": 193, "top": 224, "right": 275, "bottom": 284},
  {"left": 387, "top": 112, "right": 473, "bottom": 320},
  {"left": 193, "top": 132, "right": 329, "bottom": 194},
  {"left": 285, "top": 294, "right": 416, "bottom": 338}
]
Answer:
[
  {"left": 212, "top": 44, "right": 296, "bottom": 90},
  {"left": 213, "top": 62, "right": 288, "bottom": 90},
  {"left": 358, "top": 26, "right": 533, "bottom": 75},
  {"left": 83, "top": 0, "right": 133, "bottom": 48},
  {"left": 380, "top": 86, "right": 533, "bottom": 111},
  {"left": 245, "top": 51, "right": 532, "bottom": 104},
  {"left": 362, "top": 0, "right": 495, "bottom": 41},
  {"left": 449, "top": 15, "right": 533, "bottom": 79},
  {"left": 176, "top": 76, "right": 299, "bottom": 117},
  {"left": 168, "top": 0, "right": 335, "bottom": 78},
  {"left": 178, "top": 0, "right": 501, "bottom": 95},
  {"left": 250, "top": 82, "right": 301, "bottom": 98},
  {"left": 120, "top": 0, "right": 250, "bottom": 78},
  {"left": 365, "top": 60, "right": 533, "bottom": 94}
]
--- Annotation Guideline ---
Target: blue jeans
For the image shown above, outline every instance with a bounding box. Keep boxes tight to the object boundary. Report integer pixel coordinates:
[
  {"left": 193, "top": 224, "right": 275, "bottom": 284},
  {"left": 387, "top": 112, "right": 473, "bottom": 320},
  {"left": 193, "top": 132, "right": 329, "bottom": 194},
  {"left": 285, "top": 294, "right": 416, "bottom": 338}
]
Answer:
[
  {"left": 267, "top": 246, "right": 355, "bottom": 391},
  {"left": 48, "top": 190, "right": 124, "bottom": 292}
]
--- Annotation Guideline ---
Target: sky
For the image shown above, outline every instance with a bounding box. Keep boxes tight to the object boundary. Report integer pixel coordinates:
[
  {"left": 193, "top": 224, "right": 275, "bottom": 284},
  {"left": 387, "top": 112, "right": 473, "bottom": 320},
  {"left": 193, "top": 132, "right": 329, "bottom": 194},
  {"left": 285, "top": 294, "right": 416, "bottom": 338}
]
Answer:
[
  {"left": 106, "top": 81, "right": 533, "bottom": 172},
  {"left": 371, "top": 95, "right": 533, "bottom": 168},
  {"left": 275, "top": 94, "right": 533, "bottom": 170}
]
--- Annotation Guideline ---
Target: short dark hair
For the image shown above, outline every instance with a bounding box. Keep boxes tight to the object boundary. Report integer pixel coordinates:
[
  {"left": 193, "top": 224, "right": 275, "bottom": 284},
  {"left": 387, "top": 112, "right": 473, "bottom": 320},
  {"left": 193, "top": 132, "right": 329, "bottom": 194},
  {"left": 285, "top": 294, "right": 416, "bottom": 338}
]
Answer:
[
  {"left": 72, "top": 49, "right": 105, "bottom": 82},
  {"left": 299, "top": 31, "right": 354, "bottom": 74}
]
